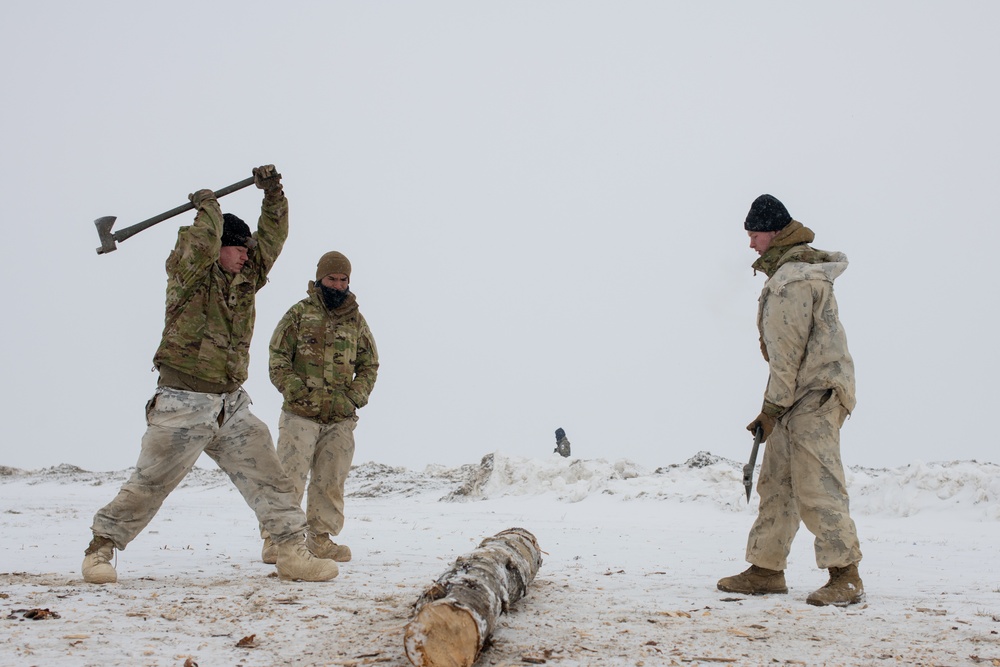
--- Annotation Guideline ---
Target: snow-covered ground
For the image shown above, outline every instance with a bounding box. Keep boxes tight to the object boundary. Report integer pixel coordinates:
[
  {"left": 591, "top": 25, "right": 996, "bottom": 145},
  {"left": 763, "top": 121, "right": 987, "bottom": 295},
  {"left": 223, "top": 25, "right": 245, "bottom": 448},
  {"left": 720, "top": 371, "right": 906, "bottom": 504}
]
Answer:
[{"left": 2, "top": 452, "right": 999, "bottom": 667}]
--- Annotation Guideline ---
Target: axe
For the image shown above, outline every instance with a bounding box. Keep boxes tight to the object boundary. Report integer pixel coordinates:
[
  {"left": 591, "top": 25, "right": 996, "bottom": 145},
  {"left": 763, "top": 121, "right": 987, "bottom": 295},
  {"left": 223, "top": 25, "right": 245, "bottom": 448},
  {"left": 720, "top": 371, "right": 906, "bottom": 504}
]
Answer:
[
  {"left": 742, "top": 425, "right": 764, "bottom": 503},
  {"left": 94, "top": 175, "right": 258, "bottom": 255}
]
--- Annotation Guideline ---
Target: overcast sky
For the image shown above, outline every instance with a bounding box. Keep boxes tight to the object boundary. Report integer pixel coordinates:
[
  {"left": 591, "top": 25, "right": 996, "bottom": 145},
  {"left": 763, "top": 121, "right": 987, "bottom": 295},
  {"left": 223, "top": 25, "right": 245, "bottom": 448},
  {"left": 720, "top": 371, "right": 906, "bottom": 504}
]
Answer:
[{"left": 2, "top": 2, "right": 997, "bottom": 472}]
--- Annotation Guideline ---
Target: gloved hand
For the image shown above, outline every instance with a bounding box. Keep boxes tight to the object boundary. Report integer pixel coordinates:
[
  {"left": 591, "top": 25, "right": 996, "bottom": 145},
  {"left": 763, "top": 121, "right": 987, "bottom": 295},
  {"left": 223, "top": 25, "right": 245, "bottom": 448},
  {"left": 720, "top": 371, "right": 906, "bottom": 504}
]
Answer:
[
  {"left": 746, "top": 412, "right": 777, "bottom": 443},
  {"left": 188, "top": 188, "right": 216, "bottom": 209},
  {"left": 332, "top": 392, "right": 357, "bottom": 420},
  {"left": 253, "top": 164, "right": 282, "bottom": 192}
]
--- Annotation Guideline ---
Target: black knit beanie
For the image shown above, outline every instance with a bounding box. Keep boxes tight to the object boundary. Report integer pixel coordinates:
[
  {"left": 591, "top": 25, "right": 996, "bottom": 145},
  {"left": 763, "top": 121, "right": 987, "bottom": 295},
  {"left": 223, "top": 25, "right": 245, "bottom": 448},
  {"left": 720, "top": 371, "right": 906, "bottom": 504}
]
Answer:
[
  {"left": 744, "top": 194, "right": 792, "bottom": 232},
  {"left": 221, "top": 213, "right": 256, "bottom": 248}
]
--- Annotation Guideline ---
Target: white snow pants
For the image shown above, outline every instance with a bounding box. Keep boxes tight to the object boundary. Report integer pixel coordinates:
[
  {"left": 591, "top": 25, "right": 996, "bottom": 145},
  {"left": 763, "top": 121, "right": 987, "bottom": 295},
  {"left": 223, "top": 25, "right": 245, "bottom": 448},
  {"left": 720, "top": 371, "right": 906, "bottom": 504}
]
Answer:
[
  {"left": 260, "top": 410, "right": 357, "bottom": 540},
  {"left": 746, "top": 389, "right": 863, "bottom": 571},
  {"left": 91, "top": 387, "right": 308, "bottom": 550}
]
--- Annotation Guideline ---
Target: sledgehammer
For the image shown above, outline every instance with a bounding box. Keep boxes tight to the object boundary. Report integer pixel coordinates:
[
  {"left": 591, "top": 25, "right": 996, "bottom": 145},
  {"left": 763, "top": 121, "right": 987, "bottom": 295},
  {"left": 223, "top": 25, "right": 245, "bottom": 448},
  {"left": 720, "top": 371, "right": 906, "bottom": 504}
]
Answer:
[{"left": 94, "top": 175, "right": 257, "bottom": 255}]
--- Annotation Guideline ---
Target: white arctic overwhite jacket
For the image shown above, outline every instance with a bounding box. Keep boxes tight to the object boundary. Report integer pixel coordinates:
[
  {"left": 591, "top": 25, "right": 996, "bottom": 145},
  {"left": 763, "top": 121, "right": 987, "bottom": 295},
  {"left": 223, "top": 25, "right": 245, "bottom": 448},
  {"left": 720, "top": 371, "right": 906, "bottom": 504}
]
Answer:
[{"left": 757, "top": 251, "right": 857, "bottom": 414}]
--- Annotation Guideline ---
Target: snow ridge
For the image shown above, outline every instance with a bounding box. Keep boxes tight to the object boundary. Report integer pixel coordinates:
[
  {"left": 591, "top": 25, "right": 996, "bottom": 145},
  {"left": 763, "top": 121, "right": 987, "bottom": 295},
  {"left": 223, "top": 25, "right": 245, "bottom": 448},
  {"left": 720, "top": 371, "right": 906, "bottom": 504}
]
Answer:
[{"left": 3, "top": 451, "right": 997, "bottom": 519}]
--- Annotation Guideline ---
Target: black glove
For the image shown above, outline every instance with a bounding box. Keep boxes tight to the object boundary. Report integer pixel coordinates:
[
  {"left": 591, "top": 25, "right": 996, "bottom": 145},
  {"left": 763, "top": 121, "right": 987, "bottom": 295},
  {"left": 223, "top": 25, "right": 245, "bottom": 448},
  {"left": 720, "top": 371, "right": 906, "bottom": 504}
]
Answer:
[{"left": 253, "top": 164, "right": 282, "bottom": 192}]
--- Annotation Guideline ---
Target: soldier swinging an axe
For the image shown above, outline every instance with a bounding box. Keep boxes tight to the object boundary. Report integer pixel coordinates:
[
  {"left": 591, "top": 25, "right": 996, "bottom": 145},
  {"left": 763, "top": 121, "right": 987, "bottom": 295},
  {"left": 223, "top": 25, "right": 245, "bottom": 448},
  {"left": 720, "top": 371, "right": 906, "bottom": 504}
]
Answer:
[{"left": 82, "top": 165, "right": 341, "bottom": 585}]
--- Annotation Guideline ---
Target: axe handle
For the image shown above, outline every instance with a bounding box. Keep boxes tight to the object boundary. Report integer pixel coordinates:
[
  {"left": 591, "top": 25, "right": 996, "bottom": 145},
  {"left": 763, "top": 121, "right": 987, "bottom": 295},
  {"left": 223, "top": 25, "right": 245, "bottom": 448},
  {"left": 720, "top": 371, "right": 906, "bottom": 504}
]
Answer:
[{"left": 111, "top": 176, "right": 256, "bottom": 244}]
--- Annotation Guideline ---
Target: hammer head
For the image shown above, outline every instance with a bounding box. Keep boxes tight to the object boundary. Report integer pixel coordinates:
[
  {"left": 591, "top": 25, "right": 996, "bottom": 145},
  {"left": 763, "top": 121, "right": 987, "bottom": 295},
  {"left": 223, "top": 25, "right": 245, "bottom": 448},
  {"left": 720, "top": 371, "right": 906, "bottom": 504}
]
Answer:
[{"left": 95, "top": 216, "right": 118, "bottom": 254}]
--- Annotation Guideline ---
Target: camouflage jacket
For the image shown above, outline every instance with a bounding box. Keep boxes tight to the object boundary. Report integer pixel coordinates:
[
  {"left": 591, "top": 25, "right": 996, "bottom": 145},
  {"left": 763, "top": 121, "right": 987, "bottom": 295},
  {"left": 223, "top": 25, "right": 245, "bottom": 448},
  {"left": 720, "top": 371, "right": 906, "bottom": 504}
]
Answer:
[
  {"left": 152, "top": 191, "right": 288, "bottom": 387},
  {"left": 269, "top": 283, "right": 379, "bottom": 424},
  {"left": 755, "top": 242, "right": 856, "bottom": 415}
]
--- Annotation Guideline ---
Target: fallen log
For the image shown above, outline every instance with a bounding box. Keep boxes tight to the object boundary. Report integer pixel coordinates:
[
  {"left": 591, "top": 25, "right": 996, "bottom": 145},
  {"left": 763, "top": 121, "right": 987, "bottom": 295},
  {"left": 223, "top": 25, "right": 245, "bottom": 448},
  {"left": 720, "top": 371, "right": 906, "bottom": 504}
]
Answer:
[{"left": 403, "top": 527, "right": 543, "bottom": 667}]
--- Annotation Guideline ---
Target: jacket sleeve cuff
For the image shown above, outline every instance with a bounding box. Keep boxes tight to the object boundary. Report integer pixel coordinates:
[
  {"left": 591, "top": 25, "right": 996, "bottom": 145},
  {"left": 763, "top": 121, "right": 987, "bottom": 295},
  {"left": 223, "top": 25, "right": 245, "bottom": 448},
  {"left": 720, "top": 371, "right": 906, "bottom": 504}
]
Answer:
[
  {"left": 762, "top": 400, "right": 787, "bottom": 418},
  {"left": 283, "top": 378, "right": 308, "bottom": 402},
  {"left": 345, "top": 387, "right": 368, "bottom": 409}
]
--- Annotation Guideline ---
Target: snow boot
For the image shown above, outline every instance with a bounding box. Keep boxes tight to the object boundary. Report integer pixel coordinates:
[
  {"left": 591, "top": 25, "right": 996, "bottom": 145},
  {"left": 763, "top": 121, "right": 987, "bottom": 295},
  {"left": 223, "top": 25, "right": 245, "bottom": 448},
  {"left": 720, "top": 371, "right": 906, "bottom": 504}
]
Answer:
[
  {"left": 261, "top": 536, "right": 277, "bottom": 564},
  {"left": 82, "top": 535, "right": 117, "bottom": 584},
  {"left": 275, "top": 540, "right": 339, "bottom": 582},
  {"left": 717, "top": 565, "right": 788, "bottom": 595},
  {"left": 307, "top": 533, "right": 352, "bottom": 562},
  {"left": 806, "top": 564, "right": 865, "bottom": 607}
]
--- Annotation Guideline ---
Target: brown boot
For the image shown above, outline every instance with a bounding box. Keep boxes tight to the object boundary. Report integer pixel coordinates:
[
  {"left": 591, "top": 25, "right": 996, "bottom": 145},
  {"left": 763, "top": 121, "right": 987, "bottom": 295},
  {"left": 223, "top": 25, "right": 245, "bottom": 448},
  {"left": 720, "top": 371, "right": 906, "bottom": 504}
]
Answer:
[
  {"left": 307, "top": 533, "right": 352, "bottom": 562},
  {"left": 806, "top": 564, "right": 865, "bottom": 607},
  {"left": 82, "top": 535, "right": 117, "bottom": 584},
  {"left": 261, "top": 536, "right": 277, "bottom": 565},
  {"left": 717, "top": 565, "right": 787, "bottom": 595},
  {"left": 275, "top": 540, "right": 339, "bottom": 582}
]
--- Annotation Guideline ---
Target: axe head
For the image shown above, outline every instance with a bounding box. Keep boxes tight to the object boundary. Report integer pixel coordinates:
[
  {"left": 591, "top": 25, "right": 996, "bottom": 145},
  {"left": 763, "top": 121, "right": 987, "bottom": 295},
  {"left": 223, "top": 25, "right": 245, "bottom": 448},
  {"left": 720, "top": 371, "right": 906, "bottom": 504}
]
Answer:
[
  {"left": 95, "top": 216, "right": 118, "bottom": 254},
  {"left": 742, "top": 463, "right": 754, "bottom": 502}
]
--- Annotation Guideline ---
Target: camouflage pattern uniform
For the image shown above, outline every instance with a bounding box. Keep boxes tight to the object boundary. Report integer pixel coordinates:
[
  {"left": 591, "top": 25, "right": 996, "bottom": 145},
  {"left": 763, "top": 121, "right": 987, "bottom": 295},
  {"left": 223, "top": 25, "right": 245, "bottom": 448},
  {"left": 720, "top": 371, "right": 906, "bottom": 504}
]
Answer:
[
  {"left": 152, "top": 187, "right": 286, "bottom": 388},
  {"left": 745, "top": 221, "right": 862, "bottom": 571},
  {"left": 90, "top": 187, "right": 310, "bottom": 550},
  {"left": 264, "top": 283, "right": 379, "bottom": 539}
]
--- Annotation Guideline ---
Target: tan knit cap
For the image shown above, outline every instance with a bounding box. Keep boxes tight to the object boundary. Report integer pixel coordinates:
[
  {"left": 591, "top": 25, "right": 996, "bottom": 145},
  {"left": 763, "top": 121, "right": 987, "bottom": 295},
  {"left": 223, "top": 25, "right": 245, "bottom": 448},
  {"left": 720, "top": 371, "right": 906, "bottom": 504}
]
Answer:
[{"left": 316, "top": 251, "right": 351, "bottom": 281}]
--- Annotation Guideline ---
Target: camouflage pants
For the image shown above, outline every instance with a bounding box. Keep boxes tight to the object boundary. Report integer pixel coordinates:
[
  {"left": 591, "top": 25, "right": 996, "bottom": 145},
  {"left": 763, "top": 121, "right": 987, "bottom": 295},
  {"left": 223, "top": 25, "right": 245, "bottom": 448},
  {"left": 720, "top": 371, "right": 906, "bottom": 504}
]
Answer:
[
  {"left": 261, "top": 410, "right": 357, "bottom": 540},
  {"left": 746, "top": 389, "right": 863, "bottom": 571},
  {"left": 91, "top": 387, "right": 307, "bottom": 550}
]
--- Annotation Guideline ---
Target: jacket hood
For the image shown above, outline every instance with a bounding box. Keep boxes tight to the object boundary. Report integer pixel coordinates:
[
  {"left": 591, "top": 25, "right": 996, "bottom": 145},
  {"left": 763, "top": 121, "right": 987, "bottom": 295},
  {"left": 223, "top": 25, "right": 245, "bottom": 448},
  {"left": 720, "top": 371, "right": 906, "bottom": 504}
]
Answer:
[{"left": 766, "top": 245, "right": 849, "bottom": 291}]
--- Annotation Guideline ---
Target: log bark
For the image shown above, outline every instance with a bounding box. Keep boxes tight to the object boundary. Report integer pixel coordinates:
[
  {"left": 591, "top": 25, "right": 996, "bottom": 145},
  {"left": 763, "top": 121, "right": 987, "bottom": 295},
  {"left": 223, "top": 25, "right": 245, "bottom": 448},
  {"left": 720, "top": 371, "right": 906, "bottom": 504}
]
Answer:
[{"left": 404, "top": 527, "right": 543, "bottom": 667}]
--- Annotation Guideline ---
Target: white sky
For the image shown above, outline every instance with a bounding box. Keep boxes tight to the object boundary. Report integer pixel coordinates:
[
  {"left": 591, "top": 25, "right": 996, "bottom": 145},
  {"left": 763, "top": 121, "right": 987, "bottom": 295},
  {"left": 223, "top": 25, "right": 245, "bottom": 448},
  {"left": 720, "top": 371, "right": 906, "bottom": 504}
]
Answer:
[{"left": 2, "top": 2, "right": 998, "bottom": 472}]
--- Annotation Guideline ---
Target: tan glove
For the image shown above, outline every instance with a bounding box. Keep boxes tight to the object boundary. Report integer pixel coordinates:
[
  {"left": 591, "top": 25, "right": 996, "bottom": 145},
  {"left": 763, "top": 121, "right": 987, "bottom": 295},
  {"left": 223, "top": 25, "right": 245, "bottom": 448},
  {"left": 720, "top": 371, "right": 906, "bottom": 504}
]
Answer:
[
  {"left": 188, "top": 188, "right": 216, "bottom": 209},
  {"left": 747, "top": 402, "right": 785, "bottom": 443},
  {"left": 746, "top": 412, "right": 776, "bottom": 442},
  {"left": 252, "top": 164, "right": 282, "bottom": 192}
]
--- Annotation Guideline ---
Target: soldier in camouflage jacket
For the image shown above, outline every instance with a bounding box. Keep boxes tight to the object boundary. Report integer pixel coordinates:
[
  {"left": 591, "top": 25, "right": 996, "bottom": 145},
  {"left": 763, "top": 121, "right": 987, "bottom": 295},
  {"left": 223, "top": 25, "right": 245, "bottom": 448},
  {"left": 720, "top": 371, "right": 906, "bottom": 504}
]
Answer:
[
  {"left": 151, "top": 170, "right": 287, "bottom": 389},
  {"left": 83, "top": 166, "right": 339, "bottom": 585},
  {"left": 718, "top": 195, "right": 864, "bottom": 608},
  {"left": 259, "top": 250, "right": 379, "bottom": 565}
]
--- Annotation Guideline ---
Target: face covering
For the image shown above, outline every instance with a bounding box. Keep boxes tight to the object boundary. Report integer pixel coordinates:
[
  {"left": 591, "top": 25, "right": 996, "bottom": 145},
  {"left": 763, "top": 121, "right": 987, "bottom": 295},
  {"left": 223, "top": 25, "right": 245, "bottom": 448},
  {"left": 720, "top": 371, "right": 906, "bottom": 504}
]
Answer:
[{"left": 318, "top": 282, "right": 349, "bottom": 309}]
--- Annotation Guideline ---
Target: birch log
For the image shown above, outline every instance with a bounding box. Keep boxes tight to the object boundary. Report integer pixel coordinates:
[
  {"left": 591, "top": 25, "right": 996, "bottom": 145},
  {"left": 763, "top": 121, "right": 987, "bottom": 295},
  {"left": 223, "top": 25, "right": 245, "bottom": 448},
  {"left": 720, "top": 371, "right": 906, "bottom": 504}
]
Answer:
[{"left": 403, "top": 527, "right": 543, "bottom": 667}]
